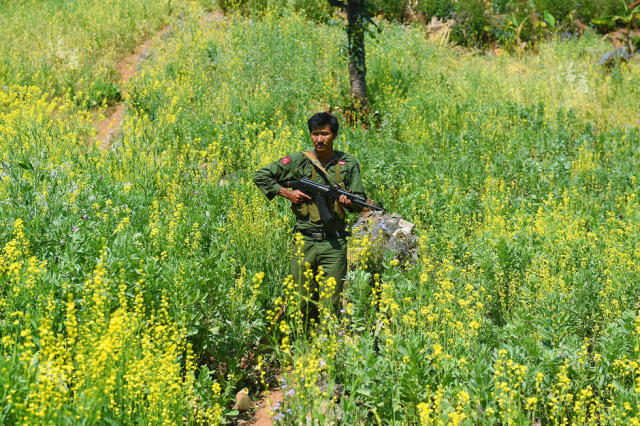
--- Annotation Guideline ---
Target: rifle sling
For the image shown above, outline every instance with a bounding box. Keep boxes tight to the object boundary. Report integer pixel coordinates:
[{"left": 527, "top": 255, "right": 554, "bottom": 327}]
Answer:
[
  {"left": 302, "top": 151, "right": 339, "bottom": 187},
  {"left": 302, "top": 151, "right": 348, "bottom": 219}
]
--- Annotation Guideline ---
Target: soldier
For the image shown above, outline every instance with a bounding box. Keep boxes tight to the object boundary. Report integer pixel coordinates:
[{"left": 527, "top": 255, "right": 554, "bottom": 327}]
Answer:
[{"left": 253, "top": 112, "right": 366, "bottom": 323}]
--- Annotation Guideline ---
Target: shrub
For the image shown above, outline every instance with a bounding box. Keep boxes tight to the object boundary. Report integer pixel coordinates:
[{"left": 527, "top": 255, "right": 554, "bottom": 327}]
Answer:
[
  {"left": 370, "top": 0, "right": 456, "bottom": 22},
  {"left": 370, "top": 0, "right": 409, "bottom": 21},
  {"left": 451, "top": 0, "right": 494, "bottom": 45},
  {"left": 216, "top": 0, "right": 246, "bottom": 13},
  {"left": 416, "top": 0, "right": 454, "bottom": 18},
  {"left": 216, "top": 0, "right": 282, "bottom": 14},
  {"left": 291, "top": 0, "right": 335, "bottom": 22},
  {"left": 576, "top": 0, "right": 628, "bottom": 22},
  {"left": 532, "top": 0, "right": 578, "bottom": 21}
]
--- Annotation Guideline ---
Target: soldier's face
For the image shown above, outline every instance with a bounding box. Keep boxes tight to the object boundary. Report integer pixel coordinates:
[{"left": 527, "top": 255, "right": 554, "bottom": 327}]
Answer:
[{"left": 310, "top": 124, "right": 336, "bottom": 154}]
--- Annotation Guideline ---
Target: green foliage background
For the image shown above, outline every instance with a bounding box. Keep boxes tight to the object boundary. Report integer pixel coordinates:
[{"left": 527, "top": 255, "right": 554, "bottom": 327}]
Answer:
[
  {"left": 1, "top": 0, "right": 640, "bottom": 424},
  {"left": 216, "top": 0, "right": 633, "bottom": 47}
]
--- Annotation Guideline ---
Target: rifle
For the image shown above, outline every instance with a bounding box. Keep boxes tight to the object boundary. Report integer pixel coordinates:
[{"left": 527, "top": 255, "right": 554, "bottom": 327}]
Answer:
[{"left": 280, "top": 177, "right": 383, "bottom": 223}]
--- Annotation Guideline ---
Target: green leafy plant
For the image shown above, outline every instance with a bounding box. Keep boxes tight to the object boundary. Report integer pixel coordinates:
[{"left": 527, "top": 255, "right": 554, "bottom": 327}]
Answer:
[
  {"left": 504, "top": 12, "right": 530, "bottom": 56},
  {"left": 592, "top": 0, "right": 640, "bottom": 52},
  {"left": 544, "top": 10, "right": 557, "bottom": 30}
]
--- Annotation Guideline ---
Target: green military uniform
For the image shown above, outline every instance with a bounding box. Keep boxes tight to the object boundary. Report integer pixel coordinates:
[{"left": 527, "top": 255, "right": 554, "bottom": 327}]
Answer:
[{"left": 254, "top": 150, "right": 366, "bottom": 317}]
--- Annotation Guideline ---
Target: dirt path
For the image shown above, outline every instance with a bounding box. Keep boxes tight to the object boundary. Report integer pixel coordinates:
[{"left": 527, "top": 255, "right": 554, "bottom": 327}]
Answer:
[
  {"left": 247, "top": 387, "right": 283, "bottom": 426},
  {"left": 95, "top": 30, "right": 166, "bottom": 148},
  {"left": 93, "top": 9, "right": 284, "bottom": 423},
  {"left": 95, "top": 11, "right": 224, "bottom": 148}
]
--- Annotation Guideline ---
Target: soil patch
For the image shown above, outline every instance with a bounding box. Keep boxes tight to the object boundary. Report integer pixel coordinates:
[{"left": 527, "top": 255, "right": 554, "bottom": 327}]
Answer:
[
  {"left": 95, "top": 28, "right": 169, "bottom": 148},
  {"left": 248, "top": 387, "right": 283, "bottom": 426},
  {"left": 95, "top": 11, "right": 225, "bottom": 148}
]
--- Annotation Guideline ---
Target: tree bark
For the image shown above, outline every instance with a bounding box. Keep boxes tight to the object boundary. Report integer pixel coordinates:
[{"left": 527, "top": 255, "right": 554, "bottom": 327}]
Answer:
[
  {"left": 327, "top": 0, "right": 369, "bottom": 112},
  {"left": 346, "top": 0, "right": 368, "bottom": 109}
]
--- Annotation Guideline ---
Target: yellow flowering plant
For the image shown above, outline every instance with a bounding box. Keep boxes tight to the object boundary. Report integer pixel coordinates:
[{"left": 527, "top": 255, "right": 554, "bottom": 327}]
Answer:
[{"left": 2, "top": 2, "right": 640, "bottom": 424}]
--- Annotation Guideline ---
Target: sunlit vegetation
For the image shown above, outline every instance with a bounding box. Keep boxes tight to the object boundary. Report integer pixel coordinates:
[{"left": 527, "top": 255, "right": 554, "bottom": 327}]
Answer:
[{"left": 2, "top": 1, "right": 640, "bottom": 424}]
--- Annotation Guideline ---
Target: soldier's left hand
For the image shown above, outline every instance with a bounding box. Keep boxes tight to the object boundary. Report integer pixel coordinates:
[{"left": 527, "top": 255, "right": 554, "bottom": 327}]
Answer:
[{"left": 338, "top": 194, "right": 352, "bottom": 207}]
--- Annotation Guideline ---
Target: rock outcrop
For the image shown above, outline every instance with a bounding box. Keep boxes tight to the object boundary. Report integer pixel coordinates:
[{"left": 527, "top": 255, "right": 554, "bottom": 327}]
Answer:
[
  {"left": 599, "top": 47, "right": 634, "bottom": 69},
  {"left": 352, "top": 211, "right": 418, "bottom": 265}
]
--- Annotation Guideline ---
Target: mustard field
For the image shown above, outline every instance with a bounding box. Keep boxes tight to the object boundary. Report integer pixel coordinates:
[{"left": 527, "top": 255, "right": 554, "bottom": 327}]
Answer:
[{"left": 1, "top": 1, "right": 640, "bottom": 424}]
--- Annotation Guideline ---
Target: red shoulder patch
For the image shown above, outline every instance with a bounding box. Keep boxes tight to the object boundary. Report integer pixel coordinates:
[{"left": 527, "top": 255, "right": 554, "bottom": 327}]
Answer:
[
  {"left": 339, "top": 160, "right": 347, "bottom": 165},
  {"left": 281, "top": 156, "right": 291, "bottom": 165}
]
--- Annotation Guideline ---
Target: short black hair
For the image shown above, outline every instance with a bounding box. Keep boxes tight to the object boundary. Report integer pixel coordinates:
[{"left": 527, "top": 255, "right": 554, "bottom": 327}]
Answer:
[{"left": 307, "top": 112, "right": 339, "bottom": 135}]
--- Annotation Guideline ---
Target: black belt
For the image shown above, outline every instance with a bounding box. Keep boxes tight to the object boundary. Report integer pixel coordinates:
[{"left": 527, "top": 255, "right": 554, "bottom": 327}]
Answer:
[{"left": 298, "top": 229, "right": 351, "bottom": 241}]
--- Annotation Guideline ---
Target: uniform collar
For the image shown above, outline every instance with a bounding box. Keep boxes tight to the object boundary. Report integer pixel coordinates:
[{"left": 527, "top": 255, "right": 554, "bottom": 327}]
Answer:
[{"left": 313, "top": 150, "right": 344, "bottom": 167}]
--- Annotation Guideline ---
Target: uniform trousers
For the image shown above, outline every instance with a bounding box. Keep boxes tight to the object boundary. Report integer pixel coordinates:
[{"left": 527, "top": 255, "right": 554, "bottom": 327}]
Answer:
[{"left": 290, "top": 235, "right": 347, "bottom": 322}]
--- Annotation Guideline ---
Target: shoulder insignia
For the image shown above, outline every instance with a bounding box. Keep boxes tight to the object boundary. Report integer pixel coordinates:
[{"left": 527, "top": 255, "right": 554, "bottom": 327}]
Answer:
[
  {"left": 281, "top": 156, "right": 291, "bottom": 165},
  {"left": 339, "top": 160, "right": 347, "bottom": 165}
]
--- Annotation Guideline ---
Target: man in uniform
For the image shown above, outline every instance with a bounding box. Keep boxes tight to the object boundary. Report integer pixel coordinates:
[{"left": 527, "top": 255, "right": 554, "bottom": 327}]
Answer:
[{"left": 253, "top": 112, "right": 366, "bottom": 322}]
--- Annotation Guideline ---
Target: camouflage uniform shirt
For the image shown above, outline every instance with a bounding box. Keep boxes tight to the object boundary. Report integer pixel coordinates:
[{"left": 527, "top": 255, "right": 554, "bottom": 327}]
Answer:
[{"left": 253, "top": 150, "right": 366, "bottom": 233}]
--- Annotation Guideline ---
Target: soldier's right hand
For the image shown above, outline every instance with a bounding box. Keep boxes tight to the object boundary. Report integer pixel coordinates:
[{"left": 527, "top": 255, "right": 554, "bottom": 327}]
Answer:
[{"left": 287, "top": 189, "right": 311, "bottom": 205}]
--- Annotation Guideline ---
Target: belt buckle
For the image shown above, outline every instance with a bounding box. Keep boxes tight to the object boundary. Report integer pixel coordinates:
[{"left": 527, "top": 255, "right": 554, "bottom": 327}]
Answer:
[{"left": 311, "top": 232, "right": 324, "bottom": 241}]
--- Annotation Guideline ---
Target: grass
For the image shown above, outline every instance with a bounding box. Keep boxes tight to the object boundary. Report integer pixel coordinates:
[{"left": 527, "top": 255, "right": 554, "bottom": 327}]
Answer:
[
  {"left": 0, "top": 0, "right": 196, "bottom": 108},
  {"left": 1, "top": 3, "right": 640, "bottom": 424}
]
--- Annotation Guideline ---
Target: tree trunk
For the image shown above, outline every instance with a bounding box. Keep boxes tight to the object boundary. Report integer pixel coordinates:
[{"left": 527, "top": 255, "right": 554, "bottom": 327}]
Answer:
[{"left": 346, "top": 0, "right": 367, "bottom": 109}]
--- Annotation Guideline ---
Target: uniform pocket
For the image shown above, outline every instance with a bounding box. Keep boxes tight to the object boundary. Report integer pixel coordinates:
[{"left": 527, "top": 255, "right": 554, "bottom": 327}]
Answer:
[{"left": 291, "top": 202, "right": 310, "bottom": 218}]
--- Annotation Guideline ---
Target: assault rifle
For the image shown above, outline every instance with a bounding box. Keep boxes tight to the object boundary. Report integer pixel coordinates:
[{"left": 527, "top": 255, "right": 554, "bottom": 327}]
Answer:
[{"left": 280, "top": 177, "right": 383, "bottom": 223}]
